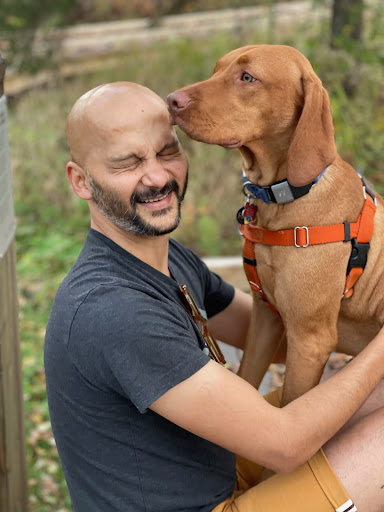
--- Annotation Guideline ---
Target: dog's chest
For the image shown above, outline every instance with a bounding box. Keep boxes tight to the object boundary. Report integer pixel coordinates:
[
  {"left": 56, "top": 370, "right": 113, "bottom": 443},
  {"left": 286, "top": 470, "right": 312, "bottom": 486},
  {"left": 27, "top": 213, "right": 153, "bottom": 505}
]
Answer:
[{"left": 253, "top": 241, "right": 351, "bottom": 308}]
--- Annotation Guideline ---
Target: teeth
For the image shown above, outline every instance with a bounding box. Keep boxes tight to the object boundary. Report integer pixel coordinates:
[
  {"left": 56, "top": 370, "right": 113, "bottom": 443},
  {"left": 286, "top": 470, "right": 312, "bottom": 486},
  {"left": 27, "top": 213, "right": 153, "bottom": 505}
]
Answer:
[{"left": 143, "top": 193, "right": 168, "bottom": 203}]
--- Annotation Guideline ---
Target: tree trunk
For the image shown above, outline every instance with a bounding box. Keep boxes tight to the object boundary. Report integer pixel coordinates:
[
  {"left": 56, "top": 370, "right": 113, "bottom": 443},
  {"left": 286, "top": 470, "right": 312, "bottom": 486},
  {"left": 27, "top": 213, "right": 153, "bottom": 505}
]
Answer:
[{"left": 331, "top": 0, "right": 364, "bottom": 49}]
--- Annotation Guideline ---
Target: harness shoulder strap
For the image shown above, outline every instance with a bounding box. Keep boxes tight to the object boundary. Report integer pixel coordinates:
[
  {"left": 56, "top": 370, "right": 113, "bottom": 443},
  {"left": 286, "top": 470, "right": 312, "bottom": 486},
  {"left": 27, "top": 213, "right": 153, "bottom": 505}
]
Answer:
[
  {"left": 243, "top": 238, "right": 281, "bottom": 319},
  {"left": 343, "top": 185, "right": 377, "bottom": 297}
]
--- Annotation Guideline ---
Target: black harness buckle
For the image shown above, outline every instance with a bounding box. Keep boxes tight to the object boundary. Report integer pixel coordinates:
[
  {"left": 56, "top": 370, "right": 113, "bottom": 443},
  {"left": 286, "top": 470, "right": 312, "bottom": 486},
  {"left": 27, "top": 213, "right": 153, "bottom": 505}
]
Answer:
[
  {"left": 237, "top": 207, "right": 245, "bottom": 225},
  {"left": 346, "top": 238, "right": 370, "bottom": 274}
]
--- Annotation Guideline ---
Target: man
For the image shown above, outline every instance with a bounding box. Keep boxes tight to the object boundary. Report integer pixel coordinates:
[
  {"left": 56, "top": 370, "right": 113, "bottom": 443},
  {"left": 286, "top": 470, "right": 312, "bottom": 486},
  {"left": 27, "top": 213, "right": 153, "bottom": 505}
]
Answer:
[{"left": 45, "top": 82, "right": 384, "bottom": 512}]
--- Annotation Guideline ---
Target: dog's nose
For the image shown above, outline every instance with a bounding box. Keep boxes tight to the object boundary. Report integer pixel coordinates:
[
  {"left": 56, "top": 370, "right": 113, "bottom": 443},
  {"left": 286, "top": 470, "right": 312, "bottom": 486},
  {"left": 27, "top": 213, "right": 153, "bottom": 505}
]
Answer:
[{"left": 167, "top": 91, "right": 191, "bottom": 113}]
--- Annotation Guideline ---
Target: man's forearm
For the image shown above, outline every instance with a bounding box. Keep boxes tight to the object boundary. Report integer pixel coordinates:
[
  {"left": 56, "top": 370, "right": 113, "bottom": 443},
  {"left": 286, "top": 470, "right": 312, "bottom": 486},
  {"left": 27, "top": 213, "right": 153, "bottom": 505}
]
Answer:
[
  {"left": 150, "top": 326, "right": 384, "bottom": 475},
  {"left": 279, "top": 327, "right": 384, "bottom": 471}
]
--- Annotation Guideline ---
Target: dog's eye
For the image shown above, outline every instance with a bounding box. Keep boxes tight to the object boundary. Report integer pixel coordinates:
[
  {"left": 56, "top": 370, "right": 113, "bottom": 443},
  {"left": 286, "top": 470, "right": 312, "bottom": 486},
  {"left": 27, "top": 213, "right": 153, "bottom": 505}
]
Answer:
[{"left": 241, "top": 72, "right": 256, "bottom": 83}]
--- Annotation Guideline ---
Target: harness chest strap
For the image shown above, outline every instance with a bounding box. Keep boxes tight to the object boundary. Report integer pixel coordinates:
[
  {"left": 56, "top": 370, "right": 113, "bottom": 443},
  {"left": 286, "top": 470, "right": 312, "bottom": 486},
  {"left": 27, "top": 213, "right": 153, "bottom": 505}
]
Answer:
[
  {"left": 240, "top": 198, "right": 376, "bottom": 247},
  {"left": 241, "top": 194, "right": 376, "bottom": 314}
]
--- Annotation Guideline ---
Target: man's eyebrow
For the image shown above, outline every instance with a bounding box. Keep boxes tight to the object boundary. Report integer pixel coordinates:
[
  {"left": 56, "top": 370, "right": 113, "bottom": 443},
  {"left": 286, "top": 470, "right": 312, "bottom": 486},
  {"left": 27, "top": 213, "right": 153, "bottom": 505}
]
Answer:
[
  {"left": 107, "top": 153, "right": 140, "bottom": 164},
  {"left": 107, "top": 140, "right": 179, "bottom": 164},
  {"left": 159, "top": 139, "right": 179, "bottom": 152}
]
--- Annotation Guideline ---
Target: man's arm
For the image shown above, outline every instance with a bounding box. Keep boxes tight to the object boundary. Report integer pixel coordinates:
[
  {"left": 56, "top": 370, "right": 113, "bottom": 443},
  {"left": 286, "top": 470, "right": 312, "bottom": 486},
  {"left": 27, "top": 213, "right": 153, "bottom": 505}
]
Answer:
[
  {"left": 207, "top": 288, "right": 252, "bottom": 350},
  {"left": 150, "top": 325, "right": 384, "bottom": 473}
]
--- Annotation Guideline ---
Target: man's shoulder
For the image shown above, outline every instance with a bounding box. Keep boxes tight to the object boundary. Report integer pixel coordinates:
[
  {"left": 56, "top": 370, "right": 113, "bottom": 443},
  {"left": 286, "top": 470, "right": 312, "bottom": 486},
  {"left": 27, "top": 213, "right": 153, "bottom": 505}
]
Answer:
[
  {"left": 50, "top": 235, "right": 184, "bottom": 330},
  {"left": 53, "top": 267, "right": 151, "bottom": 323},
  {"left": 46, "top": 231, "right": 143, "bottom": 339},
  {"left": 169, "top": 238, "right": 209, "bottom": 277},
  {"left": 57, "top": 229, "right": 145, "bottom": 299}
]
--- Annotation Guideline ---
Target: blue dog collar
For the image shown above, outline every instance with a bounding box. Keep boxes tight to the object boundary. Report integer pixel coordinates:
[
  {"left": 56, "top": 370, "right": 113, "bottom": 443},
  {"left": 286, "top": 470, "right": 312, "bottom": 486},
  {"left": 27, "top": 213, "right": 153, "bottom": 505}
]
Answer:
[{"left": 242, "top": 168, "right": 327, "bottom": 204}]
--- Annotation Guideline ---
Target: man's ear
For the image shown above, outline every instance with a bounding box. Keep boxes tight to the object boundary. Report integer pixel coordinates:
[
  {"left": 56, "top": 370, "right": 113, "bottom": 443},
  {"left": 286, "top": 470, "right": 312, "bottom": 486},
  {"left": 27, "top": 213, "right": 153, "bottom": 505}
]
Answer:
[{"left": 66, "top": 161, "right": 92, "bottom": 200}]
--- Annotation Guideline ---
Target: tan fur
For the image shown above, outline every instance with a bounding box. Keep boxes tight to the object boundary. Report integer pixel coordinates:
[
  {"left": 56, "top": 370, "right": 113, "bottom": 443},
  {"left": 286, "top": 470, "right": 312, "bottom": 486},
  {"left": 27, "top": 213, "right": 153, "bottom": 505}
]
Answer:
[{"left": 168, "top": 45, "right": 384, "bottom": 404}]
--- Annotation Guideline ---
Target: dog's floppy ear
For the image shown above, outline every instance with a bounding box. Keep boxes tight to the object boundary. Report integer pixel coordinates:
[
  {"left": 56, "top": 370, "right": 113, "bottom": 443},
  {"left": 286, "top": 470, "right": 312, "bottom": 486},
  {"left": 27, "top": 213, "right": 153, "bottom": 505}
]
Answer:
[{"left": 287, "top": 73, "right": 336, "bottom": 187}]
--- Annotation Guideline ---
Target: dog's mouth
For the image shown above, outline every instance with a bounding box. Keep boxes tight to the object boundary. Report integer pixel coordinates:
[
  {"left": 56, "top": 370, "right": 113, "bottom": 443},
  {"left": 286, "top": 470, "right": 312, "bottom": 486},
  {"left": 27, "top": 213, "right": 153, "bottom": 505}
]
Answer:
[
  {"left": 220, "top": 140, "right": 241, "bottom": 149},
  {"left": 171, "top": 115, "right": 241, "bottom": 149}
]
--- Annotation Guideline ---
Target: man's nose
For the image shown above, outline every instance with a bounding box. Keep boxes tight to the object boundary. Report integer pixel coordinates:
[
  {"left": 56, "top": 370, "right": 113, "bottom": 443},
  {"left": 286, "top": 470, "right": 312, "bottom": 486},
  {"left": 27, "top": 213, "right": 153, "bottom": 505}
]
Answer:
[
  {"left": 140, "top": 161, "right": 170, "bottom": 189},
  {"left": 167, "top": 91, "right": 191, "bottom": 115}
]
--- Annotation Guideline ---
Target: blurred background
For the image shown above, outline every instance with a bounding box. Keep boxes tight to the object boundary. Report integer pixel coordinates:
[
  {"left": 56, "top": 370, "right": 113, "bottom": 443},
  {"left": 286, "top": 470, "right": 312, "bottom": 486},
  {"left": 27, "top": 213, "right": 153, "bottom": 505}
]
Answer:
[{"left": 1, "top": 0, "right": 383, "bottom": 509}]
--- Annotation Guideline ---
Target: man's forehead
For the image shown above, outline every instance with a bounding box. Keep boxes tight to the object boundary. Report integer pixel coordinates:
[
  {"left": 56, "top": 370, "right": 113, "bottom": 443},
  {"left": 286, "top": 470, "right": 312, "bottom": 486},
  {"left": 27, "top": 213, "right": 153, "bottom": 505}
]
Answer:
[
  {"left": 87, "top": 93, "right": 168, "bottom": 129},
  {"left": 95, "top": 104, "right": 175, "bottom": 144},
  {"left": 91, "top": 109, "right": 179, "bottom": 162},
  {"left": 108, "top": 120, "right": 178, "bottom": 149}
]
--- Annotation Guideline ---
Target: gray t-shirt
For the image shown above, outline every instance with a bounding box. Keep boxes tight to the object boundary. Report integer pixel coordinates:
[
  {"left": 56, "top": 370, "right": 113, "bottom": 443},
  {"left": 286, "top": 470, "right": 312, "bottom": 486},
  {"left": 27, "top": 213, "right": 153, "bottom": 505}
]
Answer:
[{"left": 44, "top": 229, "right": 236, "bottom": 512}]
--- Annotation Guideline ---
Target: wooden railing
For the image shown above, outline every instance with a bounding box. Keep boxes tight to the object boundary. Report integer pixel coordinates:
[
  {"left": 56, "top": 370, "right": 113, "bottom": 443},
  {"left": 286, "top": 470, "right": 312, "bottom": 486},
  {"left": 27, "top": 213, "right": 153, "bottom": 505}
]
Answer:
[{"left": 0, "top": 55, "right": 28, "bottom": 512}]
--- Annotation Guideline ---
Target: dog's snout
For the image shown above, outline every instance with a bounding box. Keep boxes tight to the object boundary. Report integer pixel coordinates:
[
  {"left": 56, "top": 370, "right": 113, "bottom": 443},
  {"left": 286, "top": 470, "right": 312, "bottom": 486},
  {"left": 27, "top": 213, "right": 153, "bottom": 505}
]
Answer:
[{"left": 167, "top": 91, "right": 191, "bottom": 113}]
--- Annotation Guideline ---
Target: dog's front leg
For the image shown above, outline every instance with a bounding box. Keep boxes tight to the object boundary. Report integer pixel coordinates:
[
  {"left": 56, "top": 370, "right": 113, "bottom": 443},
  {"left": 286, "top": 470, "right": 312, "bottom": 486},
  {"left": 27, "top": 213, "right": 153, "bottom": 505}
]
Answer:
[
  {"left": 238, "top": 295, "right": 285, "bottom": 389},
  {"left": 281, "top": 319, "right": 339, "bottom": 405}
]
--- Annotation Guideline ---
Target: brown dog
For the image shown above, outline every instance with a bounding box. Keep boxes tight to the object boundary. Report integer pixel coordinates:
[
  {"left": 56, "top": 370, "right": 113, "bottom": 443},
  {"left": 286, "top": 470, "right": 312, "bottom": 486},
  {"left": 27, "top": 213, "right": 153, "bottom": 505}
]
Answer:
[{"left": 168, "top": 45, "right": 384, "bottom": 404}]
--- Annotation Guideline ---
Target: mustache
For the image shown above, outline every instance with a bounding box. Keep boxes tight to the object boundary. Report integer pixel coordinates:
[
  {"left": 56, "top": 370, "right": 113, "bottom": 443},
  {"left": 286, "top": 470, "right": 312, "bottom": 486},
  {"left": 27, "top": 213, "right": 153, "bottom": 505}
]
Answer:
[{"left": 132, "top": 180, "right": 180, "bottom": 206}]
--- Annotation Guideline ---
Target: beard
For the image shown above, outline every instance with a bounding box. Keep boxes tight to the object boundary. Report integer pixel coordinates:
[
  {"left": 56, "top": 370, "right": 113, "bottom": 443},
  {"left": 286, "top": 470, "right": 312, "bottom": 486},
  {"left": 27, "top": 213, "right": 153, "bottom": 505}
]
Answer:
[{"left": 86, "top": 168, "right": 188, "bottom": 237}]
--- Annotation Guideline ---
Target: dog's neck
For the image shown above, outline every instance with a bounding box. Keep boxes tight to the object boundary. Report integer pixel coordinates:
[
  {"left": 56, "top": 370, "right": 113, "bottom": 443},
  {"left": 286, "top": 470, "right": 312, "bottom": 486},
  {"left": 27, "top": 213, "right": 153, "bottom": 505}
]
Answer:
[{"left": 239, "top": 131, "right": 294, "bottom": 187}]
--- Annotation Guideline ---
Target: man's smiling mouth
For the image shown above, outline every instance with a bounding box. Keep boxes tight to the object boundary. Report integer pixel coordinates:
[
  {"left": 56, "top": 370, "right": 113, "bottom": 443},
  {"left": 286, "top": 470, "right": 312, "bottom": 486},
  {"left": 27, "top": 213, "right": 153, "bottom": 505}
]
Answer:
[{"left": 139, "top": 192, "right": 170, "bottom": 204}]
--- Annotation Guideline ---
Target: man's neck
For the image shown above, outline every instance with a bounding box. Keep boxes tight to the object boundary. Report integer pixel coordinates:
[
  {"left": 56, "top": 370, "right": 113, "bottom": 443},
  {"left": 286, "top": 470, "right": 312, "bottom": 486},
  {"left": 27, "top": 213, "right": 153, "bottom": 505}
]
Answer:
[{"left": 90, "top": 217, "right": 171, "bottom": 277}]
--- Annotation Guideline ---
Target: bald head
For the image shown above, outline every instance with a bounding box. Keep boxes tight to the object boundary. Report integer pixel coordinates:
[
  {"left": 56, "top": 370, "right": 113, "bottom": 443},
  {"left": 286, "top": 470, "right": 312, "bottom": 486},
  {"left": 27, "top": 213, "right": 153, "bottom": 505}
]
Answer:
[{"left": 66, "top": 82, "right": 169, "bottom": 167}]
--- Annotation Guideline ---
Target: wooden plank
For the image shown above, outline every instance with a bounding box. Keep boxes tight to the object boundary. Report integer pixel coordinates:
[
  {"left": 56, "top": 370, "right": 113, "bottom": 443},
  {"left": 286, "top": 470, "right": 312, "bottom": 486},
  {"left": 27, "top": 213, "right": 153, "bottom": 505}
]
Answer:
[
  {"left": 0, "top": 57, "right": 28, "bottom": 511},
  {"left": 1, "top": 242, "right": 28, "bottom": 511},
  {"left": 0, "top": 254, "right": 8, "bottom": 512}
]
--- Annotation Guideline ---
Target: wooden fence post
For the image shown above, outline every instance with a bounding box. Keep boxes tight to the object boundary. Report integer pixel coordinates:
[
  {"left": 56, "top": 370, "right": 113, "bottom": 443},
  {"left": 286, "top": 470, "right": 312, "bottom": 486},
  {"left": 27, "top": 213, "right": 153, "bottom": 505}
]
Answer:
[{"left": 0, "top": 55, "right": 28, "bottom": 511}]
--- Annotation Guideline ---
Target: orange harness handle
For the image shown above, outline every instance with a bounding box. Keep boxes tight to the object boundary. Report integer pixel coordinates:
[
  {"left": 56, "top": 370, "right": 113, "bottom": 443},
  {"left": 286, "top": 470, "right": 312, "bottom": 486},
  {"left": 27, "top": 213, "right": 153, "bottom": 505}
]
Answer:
[{"left": 241, "top": 192, "right": 377, "bottom": 318}]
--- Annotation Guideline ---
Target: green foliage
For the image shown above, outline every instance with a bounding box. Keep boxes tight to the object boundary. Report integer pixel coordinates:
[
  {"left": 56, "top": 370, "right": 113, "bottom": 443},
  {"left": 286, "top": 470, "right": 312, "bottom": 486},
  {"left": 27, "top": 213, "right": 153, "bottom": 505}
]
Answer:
[
  {"left": 0, "top": 0, "right": 77, "bottom": 72},
  {"left": 7, "top": 10, "right": 384, "bottom": 510},
  {"left": 0, "top": 0, "right": 74, "bottom": 28},
  {"left": 197, "top": 215, "right": 224, "bottom": 255}
]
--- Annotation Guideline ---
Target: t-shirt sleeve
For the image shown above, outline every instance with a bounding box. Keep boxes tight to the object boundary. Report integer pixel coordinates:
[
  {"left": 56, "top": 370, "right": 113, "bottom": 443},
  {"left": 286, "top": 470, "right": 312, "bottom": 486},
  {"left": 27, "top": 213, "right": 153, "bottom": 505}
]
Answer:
[
  {"left": 203, "top": 268, "right": 235, "bottom": 318},
  {"left": 67, "top": 285, "right": 210, "bottom": 413}
]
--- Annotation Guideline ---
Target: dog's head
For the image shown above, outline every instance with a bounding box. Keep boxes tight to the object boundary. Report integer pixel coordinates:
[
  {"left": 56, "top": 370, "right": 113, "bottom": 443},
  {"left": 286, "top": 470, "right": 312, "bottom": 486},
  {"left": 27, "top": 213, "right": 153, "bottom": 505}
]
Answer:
[{"left": 168, "top": 45, "right": 336, "bottom": 186}]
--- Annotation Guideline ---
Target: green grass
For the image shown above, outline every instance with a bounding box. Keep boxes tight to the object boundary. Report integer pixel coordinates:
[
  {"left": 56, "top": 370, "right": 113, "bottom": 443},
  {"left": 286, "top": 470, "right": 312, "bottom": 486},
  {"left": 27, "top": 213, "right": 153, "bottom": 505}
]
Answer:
[{"left": 7, "top": 20, "right": 384, "bottom": 510}]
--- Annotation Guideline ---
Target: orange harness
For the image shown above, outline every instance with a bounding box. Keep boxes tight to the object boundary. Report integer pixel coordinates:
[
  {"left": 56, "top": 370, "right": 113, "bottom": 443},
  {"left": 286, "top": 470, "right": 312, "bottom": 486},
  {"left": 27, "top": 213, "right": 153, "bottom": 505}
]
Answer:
[{"left": 239, "top": 179, "right": 377, "bottom": 319}]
